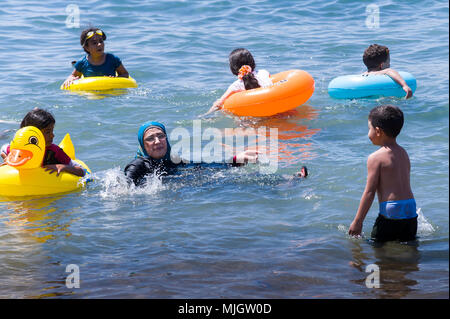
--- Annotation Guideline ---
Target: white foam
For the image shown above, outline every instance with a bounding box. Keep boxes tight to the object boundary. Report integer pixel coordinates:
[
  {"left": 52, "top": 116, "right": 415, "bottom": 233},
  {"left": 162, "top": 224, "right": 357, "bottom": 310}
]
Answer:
[
  {"left": 97, "top": 167, "right": 165, "bottom": 199},
  {"left": 416, "top": 207, "right": 436, "bottom": 236},
  {"left": 337, "top": 224, "right": 347, "bottom": 233}
]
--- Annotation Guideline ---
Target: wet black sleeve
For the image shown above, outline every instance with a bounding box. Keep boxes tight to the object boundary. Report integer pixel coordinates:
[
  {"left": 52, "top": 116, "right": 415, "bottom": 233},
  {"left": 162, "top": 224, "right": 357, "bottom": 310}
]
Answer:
[
  {"left": 124, "top": 157, "right": 152, "bottom": 186},
  {"left": 181, "top": 156, "right": 243, "bottom": 170}
]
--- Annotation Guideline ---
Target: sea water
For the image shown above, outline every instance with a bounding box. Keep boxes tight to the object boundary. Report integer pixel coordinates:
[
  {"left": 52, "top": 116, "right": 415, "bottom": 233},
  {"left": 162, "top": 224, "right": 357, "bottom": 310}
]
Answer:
[{"left": 0, "top": 0, "right": 448, "bottom": 298}]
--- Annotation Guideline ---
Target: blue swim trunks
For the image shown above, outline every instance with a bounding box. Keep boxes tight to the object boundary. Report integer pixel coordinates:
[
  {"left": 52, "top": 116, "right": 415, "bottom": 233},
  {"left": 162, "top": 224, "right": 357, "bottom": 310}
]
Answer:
[{"left": 379, "top": 198, "right": 417, "bottom": 219}]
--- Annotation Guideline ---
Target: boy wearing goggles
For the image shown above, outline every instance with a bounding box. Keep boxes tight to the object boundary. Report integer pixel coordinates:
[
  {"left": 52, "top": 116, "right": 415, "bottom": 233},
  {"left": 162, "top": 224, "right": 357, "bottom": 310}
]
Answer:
[{"left": 63, "top": 28, "right": 129, "bottom": 88}]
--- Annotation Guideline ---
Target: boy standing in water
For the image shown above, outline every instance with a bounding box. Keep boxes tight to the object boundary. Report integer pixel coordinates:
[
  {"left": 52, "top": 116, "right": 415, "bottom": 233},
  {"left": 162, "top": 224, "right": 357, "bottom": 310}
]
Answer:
[
  {"left": 363, "top": 44, "right": 413, "bottom": 99},
  {"left": 349, "top": 105, "right": 417, "bottom": 242}
]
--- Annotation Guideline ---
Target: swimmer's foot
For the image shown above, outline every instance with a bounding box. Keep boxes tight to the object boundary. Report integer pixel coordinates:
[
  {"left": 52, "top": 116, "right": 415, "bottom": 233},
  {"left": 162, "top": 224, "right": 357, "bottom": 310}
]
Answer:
[{"left": 295, "top": 166, "right": 308, "bottom": 178}]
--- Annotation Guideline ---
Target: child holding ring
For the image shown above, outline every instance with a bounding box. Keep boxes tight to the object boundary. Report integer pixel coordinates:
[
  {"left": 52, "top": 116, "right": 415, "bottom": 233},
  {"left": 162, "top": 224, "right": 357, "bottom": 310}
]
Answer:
[
  {"left": 1, "top": 108, "right": 85, "bottom": 177},
  {"left": 362, "top": 44, "right": 413, "bottom": 99},
  {"left": 63, "top": 28, "right": 129, "bottom": 88},
  {"left": 205, "top": 48, "right": 272, "bottom": 115}
]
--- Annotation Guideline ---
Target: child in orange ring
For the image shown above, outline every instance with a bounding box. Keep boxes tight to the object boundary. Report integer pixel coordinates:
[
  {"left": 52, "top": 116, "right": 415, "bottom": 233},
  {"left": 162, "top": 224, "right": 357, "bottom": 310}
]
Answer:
[
  {"left": 349, "top": 105, "right": 417, "bottom": 242},
  {"left": 1, "top": 108, "right": 85, "bottom": 177},
  {"left": 62, "top": 28, "right": 130, "bottom": 88},
  {"left": 205, "top": 48, "right": 273, "bottom": 115},
  {"left": 363, "top": 44, "right": 413, "bottom": 99}
]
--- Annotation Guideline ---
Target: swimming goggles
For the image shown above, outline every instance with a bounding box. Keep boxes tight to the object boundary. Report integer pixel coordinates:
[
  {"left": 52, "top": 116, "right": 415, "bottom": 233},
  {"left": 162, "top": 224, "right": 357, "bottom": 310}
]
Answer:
[{"left": 85, "top": 30, "right": 104, "bottom": 41}]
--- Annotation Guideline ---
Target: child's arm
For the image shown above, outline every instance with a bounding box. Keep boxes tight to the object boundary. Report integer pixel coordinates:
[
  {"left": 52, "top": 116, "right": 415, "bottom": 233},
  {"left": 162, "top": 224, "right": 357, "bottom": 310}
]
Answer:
[
  {"left": 116, "top": 64, "right": 129, "bottom": 78},
  {"left": 381, "top": 69, "right": 413, "bottom": 99},
  {"left": 1, "top": 143, "right": 9, "bottom": 162},
  {"left": 44, "top": 164, "right": 85, "bottom": 177},
  {"left": 204, "top": 86, "right": 242, "bottom": 115},
  {"left": 63, "top": 69, "right": 82, "bottom": 88},
  {"left": 43, "top": 146, "right": 85, "bottom": 177},
  {"left": 0, "top": 152, "right": 6, "bottom": 166},
  {"left": 348, "top": 153, "right": 380, "bottom": 237}
]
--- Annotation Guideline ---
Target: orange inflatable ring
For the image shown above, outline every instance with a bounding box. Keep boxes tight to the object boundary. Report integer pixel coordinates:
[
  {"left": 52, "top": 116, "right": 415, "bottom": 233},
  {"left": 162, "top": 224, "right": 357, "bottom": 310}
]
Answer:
[{"left": 223, "top": 69, "right": 314, "bottom": 117}]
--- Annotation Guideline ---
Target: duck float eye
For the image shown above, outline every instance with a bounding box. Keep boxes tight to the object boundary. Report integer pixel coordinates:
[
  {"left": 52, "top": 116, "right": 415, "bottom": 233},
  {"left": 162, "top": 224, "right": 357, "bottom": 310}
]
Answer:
[{"left": 28, "top": 136, "right": 38, "bottom": 145}]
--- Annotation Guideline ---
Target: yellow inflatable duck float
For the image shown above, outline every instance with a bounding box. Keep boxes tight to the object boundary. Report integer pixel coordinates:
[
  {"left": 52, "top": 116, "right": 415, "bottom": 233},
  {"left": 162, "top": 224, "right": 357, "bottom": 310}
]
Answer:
[{"left": 0, "top": 126, "right": 92, "bottom": 197}]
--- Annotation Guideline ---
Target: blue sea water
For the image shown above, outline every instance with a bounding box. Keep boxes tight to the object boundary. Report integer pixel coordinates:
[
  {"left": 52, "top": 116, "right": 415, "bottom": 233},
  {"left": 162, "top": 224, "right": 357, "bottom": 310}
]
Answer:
[{"left": 0, "top": 0, "right": 448, "bottom": 299}]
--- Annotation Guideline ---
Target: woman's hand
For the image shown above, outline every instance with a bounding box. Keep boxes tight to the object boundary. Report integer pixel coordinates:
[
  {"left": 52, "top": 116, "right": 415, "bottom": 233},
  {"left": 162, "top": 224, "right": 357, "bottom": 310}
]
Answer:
[{"left": 235, "top": 149, "right": 259, "bottom": 164}]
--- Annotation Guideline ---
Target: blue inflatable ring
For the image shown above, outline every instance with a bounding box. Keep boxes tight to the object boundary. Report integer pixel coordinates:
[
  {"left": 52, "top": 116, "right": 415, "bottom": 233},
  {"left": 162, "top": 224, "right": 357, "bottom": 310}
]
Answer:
[{"left": 328, "top": 71, "right": 417, "bottom": 99}]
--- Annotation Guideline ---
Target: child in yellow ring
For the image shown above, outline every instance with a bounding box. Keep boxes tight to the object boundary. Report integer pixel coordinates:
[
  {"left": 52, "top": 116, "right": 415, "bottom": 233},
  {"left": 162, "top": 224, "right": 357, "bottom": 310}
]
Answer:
[
  {"left": 1, "top": 108, "right": 85, "bottom": 177},
  {"left": 62, "top": 28, "right": 130, "bottom": 88}
]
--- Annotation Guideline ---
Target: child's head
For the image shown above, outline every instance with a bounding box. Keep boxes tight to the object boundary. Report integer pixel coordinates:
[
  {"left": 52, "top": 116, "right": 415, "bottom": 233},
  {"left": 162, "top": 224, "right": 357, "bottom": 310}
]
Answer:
[
  {"left": 229, "top": 48, "right": 260, "bottom": 90},
  {"left": 363, "top": 44, "right": 390, "bottom": 70},
  {"left": 368, "top": 105, "right": 404, "bottom": 139},
  {"left": 20, "top": 108, "right": 56, "bottom": 146},
  {"left": 80, "top": 27, "right": 107, "bottom": 55}
]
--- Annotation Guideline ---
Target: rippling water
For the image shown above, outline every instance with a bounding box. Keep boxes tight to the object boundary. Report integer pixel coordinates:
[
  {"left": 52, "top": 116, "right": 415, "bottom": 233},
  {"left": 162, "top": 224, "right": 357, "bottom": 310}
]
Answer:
[{"left": 0, "top": 0, "right": 448, "bottom": 298}]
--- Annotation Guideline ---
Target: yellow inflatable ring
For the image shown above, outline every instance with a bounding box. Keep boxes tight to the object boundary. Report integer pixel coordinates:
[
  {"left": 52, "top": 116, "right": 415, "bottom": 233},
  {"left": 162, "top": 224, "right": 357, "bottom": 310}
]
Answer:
[
  {"left": 61, "top": 76, "right": 138, "bottom": 91},
  {"left": 0, "top": 126, "right": 92, "bottom": 197},
  {"left": 223, "top": 69, "right": 315, "bottom": 117}
]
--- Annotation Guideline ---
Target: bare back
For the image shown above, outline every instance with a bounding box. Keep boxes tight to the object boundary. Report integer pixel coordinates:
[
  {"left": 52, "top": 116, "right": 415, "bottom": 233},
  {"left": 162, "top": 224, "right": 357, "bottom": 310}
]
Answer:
[{"left": 371, "top": 143, "right": 414, "bottom": 202}]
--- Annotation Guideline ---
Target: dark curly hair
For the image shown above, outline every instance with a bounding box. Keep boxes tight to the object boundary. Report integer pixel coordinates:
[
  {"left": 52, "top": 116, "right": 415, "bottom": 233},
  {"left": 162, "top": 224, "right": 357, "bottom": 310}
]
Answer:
[
  {"left": 229, "top": 48, "right": 260, "bottom": 90},
  {"left": 368, "top": 105, "right": 404, "bottom": 138},
  {"left": 80, "top": 27, "right": 107, "bottom": 54},
  {"left": 20, "top": 108, "right": 55, "bottom": 130},
  {"left": 363, "top": 44, "right": 390, "bottom": 70}
]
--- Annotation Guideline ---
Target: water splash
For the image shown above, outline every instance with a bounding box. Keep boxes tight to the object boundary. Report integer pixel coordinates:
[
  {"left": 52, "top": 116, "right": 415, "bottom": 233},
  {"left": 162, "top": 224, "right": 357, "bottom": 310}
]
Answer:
[
  {"left": 96, "top": 167, "right": 165, "bottom": 199},
  {"left": 416, "top": 207, "right": 436, "bottom": 236},
  {"left": 339, "top": 207, "right": 436, "bottom": 240}
]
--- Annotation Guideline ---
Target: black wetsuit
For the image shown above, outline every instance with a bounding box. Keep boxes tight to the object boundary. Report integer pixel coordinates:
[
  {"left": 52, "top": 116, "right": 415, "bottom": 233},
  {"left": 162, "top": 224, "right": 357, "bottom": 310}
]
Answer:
[{"left": 124, "top": 156, "right": 242, "bottom": 186}]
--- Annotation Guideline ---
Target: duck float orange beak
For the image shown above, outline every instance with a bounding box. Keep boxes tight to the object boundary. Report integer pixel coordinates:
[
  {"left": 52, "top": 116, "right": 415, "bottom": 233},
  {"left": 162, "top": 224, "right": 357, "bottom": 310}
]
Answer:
[
  {"left": 5, "top": 126, "right": 44, "bottom": 169},
  {"left": 6, "top": 149, "right": 34, "bottom": 167}
]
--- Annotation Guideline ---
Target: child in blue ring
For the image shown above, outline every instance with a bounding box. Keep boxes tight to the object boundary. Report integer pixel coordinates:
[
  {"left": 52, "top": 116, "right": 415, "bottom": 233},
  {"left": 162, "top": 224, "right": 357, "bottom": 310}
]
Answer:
[
  {"left": 362, "top": 44, "right": 413, "bottom": 99},
  {"left": 349, "top": 105, "right": 417, "bottom": 242},
  {"left": 62, "top": 27, "right": 129, "bottom": 88}
]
